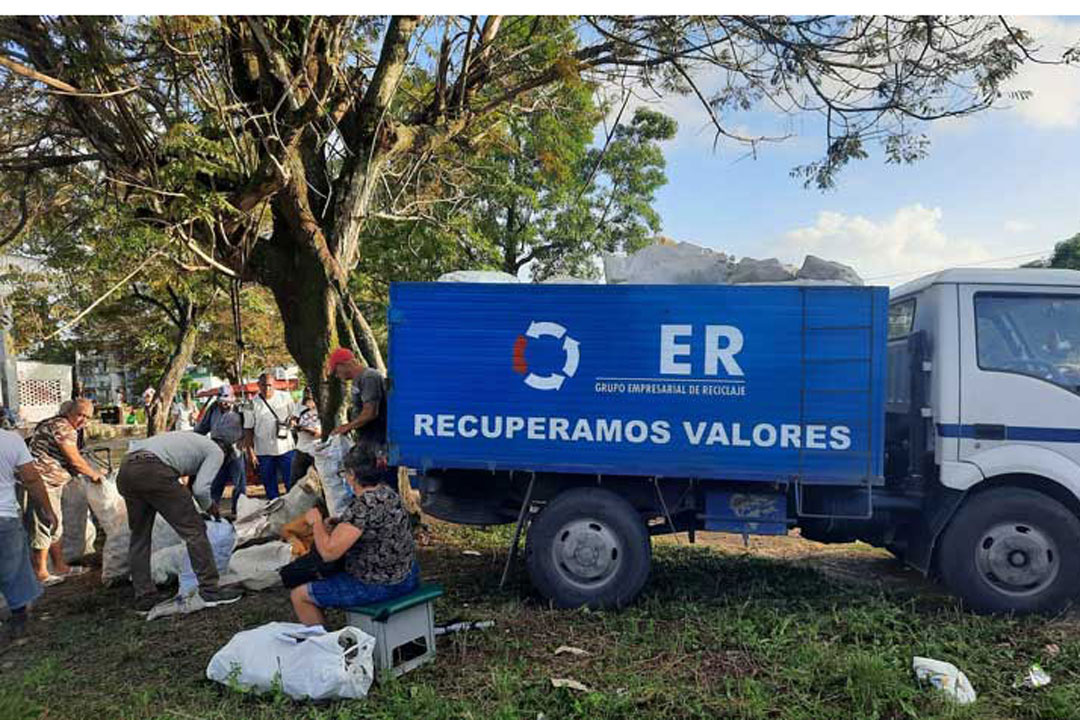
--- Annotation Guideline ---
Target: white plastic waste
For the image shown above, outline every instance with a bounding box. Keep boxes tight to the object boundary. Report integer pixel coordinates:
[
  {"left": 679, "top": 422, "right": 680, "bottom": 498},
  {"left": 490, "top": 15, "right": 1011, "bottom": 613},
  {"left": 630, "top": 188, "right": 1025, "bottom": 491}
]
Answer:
[
  {"left": 603, "top": 242, "right": 734, "bottom": 285},
  {"left": 60, "top": 479, "right": 97, "bottom": 563},
  {"left": 145, "top": 588, "right": 208, "bottom": 621},
  {"left": 150, "top": 518, "right": 235, "bottom": 593},
  {"left": 233, "top": 474, "right": 320, "bottom": 547},
  {"left": 206, "top": 622, "right": 376, "bottom": 700},
  {"left": 219, "top": 541, "right": 294, "bottom": 591},
  {"left": 912, "top": 656, "right": 977, "bottom": 705},
  {"left": 1015, "top": 664, "right": 1051, "bottom": 689},
  {"left": 84, "top": 471, "right": 131, "bottom": 584},
  {"left": 438, "top": 270, "right": 519, "bottom": 283},
  {"left": 313, "top": 436, "right": 354, "bottom": 517}
]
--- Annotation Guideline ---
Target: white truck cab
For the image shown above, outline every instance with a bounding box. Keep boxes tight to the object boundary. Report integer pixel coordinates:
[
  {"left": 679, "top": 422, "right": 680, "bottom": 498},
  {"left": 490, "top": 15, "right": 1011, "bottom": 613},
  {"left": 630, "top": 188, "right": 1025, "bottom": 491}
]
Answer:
[{"left": 883, "top": 268, "right": 1080, "bottom": 613}]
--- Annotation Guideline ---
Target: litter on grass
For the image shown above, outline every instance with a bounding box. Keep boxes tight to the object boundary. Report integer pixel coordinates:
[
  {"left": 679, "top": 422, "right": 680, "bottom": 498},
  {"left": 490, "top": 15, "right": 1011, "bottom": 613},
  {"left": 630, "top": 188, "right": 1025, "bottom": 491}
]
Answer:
[
  {"left": 554, "top": 646, "right": 591, "bottom": 657},
  {"left": 912, "top": 656, "right": 976, "bottom": 705},
  {"left": 1014, "top": 664, "right": 1051, "bottom": 689},
  {"left": 434, "top": 620, "right": 495, "bottom": 636},
  {"left": 550, "top": 678, "right": 591, "bottom": 692}
]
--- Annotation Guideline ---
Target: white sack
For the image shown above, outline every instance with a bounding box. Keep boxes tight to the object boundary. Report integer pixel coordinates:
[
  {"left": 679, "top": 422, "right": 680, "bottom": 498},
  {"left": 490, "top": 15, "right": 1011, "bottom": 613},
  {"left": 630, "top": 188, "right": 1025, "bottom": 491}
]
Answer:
[
  {"left": 728, "top": 257, "right": 796, "bottom": 284},
  {"left": 796, "top": 255, "right": 863, "bottom": 285},
  {"left": 85, "top": 471, "right": 131, "bottom": 583},
  {"left": 438, "top": 270, "right": 518, "bottom": 283},
  {"left": 61, "top": 479, "right": 97, "bottom": 563},
  {"left": 151, "top": 513, "right": 184, "bottom": 553},
  {"left": 233, "top": 474, "right": 319, "bottom": 547},
  {"left": 313, "top": 436, "right": 354, "bottom": 517},
  {"left": 219, "top": 541, "right": 294, "bottom": 591},
  {"left": 603, "top": 242, "right": 735, "bottom": 285},
  {"left": 150, "top": 518, "right": 235, "bottom": 593},
  {"left": 206, "top": 622, "right": 375, "bottom": 700}
]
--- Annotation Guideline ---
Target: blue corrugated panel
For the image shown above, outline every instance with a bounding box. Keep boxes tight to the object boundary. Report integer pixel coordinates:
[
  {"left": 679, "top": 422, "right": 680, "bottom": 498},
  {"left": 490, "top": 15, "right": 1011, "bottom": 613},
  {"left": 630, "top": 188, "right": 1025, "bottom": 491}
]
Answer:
[{"left": 388, "top": 283, "right": 888, "bottom": 486}]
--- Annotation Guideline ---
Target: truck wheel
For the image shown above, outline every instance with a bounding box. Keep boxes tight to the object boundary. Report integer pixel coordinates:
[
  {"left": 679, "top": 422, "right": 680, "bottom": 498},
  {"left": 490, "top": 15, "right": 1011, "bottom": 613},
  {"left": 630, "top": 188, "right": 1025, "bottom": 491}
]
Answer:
[
  {"left": 525, "top": 487, "right": 651, "bottom": 609},
  {"left": 938, "top": 487, "right": 1080, "bottom": 614}
]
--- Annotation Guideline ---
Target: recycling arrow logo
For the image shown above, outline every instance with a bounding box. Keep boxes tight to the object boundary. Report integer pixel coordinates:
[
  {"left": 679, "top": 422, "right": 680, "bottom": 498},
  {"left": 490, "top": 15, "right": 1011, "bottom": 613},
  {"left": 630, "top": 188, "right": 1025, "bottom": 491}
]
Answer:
[{"left": 512, "top": 321, "right": 580, "bottom": 391}]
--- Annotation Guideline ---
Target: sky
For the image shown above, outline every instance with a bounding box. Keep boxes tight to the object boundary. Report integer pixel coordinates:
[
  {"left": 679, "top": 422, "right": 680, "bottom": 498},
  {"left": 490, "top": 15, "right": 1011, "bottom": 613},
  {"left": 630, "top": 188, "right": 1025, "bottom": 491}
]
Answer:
[{"left": 627, "top": 16, "right": 1080, "bottom": 286}]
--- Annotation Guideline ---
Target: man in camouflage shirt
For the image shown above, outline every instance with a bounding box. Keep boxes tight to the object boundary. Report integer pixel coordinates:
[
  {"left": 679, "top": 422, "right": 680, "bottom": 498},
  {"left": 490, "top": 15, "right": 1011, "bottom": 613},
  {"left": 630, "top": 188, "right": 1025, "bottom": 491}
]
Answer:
[{"left": 27, "top": 398, "right": 105, "bottom": 583}]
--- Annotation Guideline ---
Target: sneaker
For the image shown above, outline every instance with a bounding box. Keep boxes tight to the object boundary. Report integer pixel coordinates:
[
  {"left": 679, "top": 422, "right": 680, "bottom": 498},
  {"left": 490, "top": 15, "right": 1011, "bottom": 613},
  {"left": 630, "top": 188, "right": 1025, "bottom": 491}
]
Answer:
[
  {"left": 7, "top": 611, "right": 27, "bottom": 641},
  {"left": 198, "top": 586, "right": 243, "bottom": 607}
]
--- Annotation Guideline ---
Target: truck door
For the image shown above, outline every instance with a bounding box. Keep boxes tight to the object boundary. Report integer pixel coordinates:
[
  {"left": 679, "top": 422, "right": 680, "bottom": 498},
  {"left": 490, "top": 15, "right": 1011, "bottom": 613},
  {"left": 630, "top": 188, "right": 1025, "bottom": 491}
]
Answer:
[{"left": 957, "top": 284, "right": 1080, "bottom": 469}]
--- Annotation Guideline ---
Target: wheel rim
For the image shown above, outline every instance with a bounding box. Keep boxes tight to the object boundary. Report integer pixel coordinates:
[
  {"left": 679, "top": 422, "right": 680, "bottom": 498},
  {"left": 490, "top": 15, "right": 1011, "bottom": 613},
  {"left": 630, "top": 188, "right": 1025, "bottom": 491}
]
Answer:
[
  {"left": 974, "top": 522, "right": 1060, "bottom": 597},
  {"left": 550, "top": 518, "right": 623, "bottom": 590}
]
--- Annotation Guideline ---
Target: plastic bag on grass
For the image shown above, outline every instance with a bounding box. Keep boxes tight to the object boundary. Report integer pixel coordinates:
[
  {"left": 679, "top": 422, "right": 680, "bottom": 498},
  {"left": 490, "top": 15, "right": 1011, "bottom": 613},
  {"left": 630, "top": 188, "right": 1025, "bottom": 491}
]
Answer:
[
  {"left": 913, "top": 656, "right": 976, "bottom": 704},
  {"left": 313, "top": 436, "right": 354, "bottom": 516},
  {"left": 206, "top": 622, "right": 375, "bottom": 700},
  {"left": 85, "top": 471, "right": 130, "bottom": 583}
]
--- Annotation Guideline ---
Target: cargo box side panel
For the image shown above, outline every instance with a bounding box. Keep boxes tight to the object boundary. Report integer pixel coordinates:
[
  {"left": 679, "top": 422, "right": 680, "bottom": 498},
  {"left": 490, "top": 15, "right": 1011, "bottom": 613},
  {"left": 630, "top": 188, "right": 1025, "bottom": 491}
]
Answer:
[{"left": 388, "top": 283, "right": 887, "bottom": 485}]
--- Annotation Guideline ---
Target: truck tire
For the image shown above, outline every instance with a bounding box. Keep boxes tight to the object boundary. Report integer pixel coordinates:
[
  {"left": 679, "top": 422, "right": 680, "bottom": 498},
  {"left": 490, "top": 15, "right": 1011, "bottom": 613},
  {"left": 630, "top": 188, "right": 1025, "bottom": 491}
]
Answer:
[
  {"left": 525, "top": 487, "right": 651, "bottom": 609},
  {"left": 938, "top": 487, "right": 1080, "bottom": 614}
]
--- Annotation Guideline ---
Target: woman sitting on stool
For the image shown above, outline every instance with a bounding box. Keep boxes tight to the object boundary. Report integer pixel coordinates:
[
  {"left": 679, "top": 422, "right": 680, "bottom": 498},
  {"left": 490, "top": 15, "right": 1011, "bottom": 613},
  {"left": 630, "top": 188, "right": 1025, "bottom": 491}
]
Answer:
[{"left": 290, "top": 448, "right": 418, "bottom": 626}]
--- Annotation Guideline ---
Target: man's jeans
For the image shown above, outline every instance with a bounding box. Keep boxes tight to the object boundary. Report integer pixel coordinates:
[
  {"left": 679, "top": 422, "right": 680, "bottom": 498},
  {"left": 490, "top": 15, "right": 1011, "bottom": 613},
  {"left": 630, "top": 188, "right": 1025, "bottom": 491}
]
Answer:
[
  {"left": 257, "top": 451, "right": 295, "bottom": 500},
  {"left": 0, "top": 516, "right": 41, "bottom": 610}
]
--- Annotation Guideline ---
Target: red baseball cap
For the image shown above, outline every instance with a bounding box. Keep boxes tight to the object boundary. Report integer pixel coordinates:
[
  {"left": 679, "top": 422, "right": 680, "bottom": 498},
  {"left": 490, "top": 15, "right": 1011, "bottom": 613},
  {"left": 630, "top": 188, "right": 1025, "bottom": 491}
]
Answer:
[{"left": 326, "top": 348, "right": 356, "bottom": 375}]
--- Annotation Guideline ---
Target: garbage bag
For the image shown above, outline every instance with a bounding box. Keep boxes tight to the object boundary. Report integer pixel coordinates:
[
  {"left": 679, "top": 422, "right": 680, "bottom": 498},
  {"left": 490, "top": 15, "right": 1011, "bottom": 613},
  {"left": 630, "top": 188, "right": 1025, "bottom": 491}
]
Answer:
[
  {"left": 60, "top": 479, "right": 97, "bottom": 563},
  {"left": 85, "top": 471, "right": 131, "bottom": 584},
  {"left": 150, "top": 518, "right": 235, "bottom": 593},
  {"left": 219, "top": 541, "right": 294, "bottom": 591},
  {"left": 913, "top": 656, "right": 977, "bottom": 705},
  {"left": 233, "top": 475, "right": 320, "bottom": 547},
  {"left": 206, "top": 622, "right": 375, "bottom": 700},
  {"left": 313, "top": 436, "right": 354, "bottom": 516}
]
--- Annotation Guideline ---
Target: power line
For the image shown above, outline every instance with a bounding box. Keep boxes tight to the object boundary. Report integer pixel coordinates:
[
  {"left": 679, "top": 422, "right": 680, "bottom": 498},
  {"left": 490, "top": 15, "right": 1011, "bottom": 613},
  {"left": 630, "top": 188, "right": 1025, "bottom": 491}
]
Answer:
[{"left": 864, "top": 248, "right": 1054, "bottom": 282}]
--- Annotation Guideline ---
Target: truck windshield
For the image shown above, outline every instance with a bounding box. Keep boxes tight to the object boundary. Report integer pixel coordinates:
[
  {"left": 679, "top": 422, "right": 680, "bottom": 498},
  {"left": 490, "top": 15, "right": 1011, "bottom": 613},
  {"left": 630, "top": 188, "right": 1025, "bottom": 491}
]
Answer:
[{"left": 975, "top": 293, "right": 1080, "bottom": 393}]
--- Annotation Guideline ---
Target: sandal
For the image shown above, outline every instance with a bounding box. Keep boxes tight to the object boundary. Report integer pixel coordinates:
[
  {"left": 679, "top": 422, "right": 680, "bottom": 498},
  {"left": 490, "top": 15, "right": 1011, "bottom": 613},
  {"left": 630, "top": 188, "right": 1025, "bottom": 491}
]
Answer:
[
  {"left": 40, "top": 574, "right": 65, "bottom": 587},
  {"left": 59, "top": 566, "right": 90, "bottom": 578}
]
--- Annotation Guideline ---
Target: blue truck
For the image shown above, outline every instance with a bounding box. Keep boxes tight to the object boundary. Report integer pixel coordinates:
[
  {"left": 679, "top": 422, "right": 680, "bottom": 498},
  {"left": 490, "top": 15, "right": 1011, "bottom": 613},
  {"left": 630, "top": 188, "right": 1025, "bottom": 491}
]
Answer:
[{"left": 389, "top": 271, "right": 1080, "bottom": 613}]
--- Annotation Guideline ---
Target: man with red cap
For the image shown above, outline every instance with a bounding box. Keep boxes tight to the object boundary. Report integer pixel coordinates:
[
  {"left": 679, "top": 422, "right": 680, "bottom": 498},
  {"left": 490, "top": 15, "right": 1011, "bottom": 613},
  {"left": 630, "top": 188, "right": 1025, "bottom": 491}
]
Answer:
[{"left": 326, "top": 348, "right": 388, "bottom": 464}]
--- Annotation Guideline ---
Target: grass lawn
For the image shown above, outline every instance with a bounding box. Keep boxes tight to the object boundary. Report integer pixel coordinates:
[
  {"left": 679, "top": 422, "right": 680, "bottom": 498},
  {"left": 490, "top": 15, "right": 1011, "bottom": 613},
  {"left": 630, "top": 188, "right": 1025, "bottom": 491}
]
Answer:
[{"left": 1, "top": 524, "right": 1077, "bottom": 720}]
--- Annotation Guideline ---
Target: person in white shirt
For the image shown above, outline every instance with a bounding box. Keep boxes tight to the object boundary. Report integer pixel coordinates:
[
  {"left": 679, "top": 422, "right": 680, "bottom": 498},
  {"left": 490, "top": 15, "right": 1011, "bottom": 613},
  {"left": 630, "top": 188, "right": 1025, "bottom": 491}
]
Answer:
[
  {"left": 241, "top": 372, "right": 297, "bottom": 500},
  {"left": 118, "top": 427, "right": 244, "bottom": 612},
  {"left": 289, "top": 388, "right": 321, "bottom": 486},
  {"left": 0, "top": 429, "right": 57, "bottom": 640},
  {"left": 169, "top": 391, "right": 196, "bottom": 432}
]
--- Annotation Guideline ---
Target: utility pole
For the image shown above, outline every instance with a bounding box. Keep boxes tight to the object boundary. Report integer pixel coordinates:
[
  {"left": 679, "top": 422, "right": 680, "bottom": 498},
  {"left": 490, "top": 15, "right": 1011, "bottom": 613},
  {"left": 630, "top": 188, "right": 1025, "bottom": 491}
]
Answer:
[{"left": 0, "top": 303, "right": 19, "bottom": 416}]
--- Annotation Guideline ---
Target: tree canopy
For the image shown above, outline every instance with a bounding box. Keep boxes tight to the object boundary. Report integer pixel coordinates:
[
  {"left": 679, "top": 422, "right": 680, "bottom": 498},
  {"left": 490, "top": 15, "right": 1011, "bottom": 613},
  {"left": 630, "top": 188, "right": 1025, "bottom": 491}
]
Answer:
[{"left": 0, "top": 15, "right": 1071, "bottom": 422}]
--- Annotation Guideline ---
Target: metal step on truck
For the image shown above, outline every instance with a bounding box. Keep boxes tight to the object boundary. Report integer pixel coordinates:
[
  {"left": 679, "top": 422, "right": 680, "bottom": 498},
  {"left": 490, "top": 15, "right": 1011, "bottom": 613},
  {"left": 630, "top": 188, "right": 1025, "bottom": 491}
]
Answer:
[{"left": 387, "top": 269, "right": 1080, "bottom": 614}]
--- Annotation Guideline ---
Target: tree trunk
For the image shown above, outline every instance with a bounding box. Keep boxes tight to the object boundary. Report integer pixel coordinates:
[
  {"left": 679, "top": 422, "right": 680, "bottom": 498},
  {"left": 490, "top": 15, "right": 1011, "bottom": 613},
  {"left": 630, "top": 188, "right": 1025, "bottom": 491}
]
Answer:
[{"left": 146, "top": 314, "right": 199, "bottom": 436}]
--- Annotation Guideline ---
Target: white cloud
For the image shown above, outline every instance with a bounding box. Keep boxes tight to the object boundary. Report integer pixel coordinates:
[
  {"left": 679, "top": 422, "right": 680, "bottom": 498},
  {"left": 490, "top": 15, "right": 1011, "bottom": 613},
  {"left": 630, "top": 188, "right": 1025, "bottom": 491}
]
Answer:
[
  {"left": 1005, "top": 16, "right": 1080, "bottom": 129},
  {"left": 763, "top": 204, "right": 1048, "bottom": 285}
]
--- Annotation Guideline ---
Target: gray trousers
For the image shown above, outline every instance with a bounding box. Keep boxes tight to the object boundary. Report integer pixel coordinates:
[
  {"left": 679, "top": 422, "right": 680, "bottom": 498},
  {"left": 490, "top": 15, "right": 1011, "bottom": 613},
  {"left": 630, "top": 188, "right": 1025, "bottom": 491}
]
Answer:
[{"left": 117, "top": 451, "right": 219, "bottom": 597}]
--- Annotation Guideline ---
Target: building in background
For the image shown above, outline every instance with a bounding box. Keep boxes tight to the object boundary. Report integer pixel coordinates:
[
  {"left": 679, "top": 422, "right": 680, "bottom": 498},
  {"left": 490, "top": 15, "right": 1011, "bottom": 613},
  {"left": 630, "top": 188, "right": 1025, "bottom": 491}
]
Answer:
[{"left": 77, "top": 350, "right": 138, "bottom": 406}]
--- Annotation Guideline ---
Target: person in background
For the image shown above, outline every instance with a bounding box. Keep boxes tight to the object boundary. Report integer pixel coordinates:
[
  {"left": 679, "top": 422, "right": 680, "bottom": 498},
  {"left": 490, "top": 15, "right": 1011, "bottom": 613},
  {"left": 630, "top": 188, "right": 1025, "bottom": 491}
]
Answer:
[
  {"left": 242, "top": 372, "right": 296, "bottom": 500},
  {"left": 169, "top": 390, "right": 196, "bottom": 432},
  {"left": 118, "top": 426, "right": 244, "bottom": 612},
  {"left": 290, "top": 447, "right": 417, "bottom": 626},
  {"left": 141, "top": 386, "right": 155, "bottom": 409},
  {"left": 289, "top": 388, "right": 321, "bottom": 486},
  {"left": 26, "top": 398, "right": 104, "bottom": 585},
  {"left": 326, "top": 349, "right": 387, "bottom": 465},
  {"left": 0, "top": 427, "right": 56, "bottom": 643},
  {"left": 0, "top": 404, "right": 16, "bottom": 430},
  {"left": 198, "top": 385, "right": 246, "bottom": 507}
]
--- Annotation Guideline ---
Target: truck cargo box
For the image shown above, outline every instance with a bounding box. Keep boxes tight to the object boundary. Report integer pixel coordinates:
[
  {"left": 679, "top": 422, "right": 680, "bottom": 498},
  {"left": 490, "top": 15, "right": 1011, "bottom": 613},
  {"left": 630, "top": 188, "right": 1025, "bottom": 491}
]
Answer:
[{"left": 388, "top": 283, "right": 888, "bottom": 487}]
